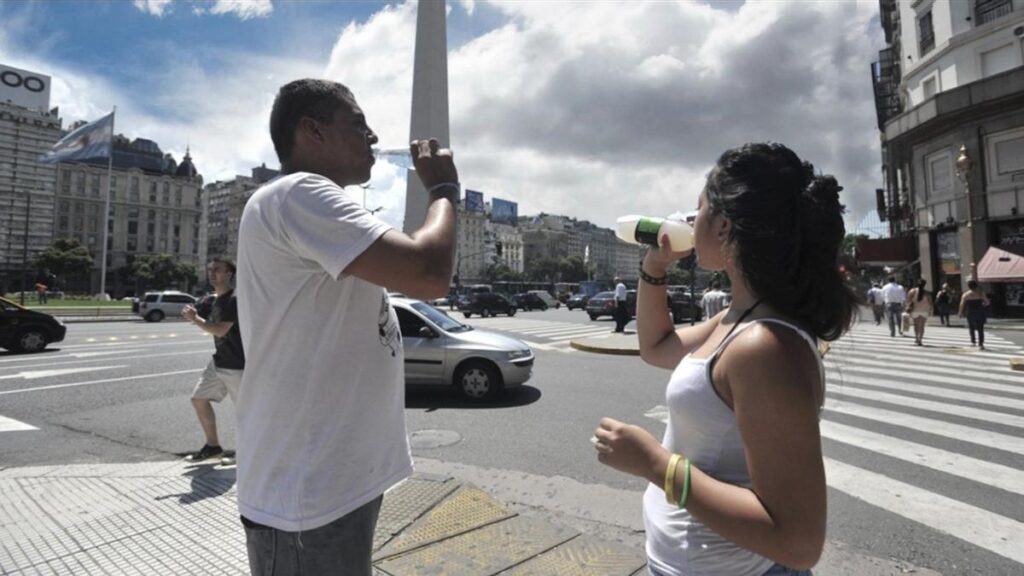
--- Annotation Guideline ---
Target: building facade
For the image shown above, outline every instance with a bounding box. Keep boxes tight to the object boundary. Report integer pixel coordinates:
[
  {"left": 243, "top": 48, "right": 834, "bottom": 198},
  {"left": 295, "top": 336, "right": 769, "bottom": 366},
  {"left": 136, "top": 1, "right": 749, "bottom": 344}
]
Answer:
[
  {"left": 204, "top": 164, "right": 278, "bottom": 263},
  {"left": 0, "top": 94, "right": 62, "bottom": 295},
  {"left": 872, "top": 0, "right": 1024, "bottom": 315},
  {"left": 54, "top": 139, "right": 203, "bottom": 296},
  {"left": 519, "top": 214, "right": 642, "bottom": 284}
]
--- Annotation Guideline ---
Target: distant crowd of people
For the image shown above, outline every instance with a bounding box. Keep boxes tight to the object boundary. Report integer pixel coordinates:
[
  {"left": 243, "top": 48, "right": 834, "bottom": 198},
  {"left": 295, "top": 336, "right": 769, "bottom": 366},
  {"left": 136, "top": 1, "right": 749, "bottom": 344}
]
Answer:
[{"left": 865, "top": 276, "right": 991, "bottom": 348}]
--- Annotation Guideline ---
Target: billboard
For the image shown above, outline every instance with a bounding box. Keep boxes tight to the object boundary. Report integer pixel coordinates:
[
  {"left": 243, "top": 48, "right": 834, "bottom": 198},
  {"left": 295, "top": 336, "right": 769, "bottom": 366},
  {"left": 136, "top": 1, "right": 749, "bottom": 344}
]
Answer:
[
  {"left": 0, "top": 64, "right": 51, "bottom": 110},
  {"left": 491, "top": 198, "right": 518, "bottom": 226},
  {"left": 465, "top": 189, "right": 484, "bottom": 213}
]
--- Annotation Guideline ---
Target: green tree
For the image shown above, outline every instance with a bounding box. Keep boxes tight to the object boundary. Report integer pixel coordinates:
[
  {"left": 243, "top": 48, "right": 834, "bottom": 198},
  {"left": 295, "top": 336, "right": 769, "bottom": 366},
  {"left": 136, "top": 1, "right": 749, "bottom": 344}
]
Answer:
[
  {"left": 130, "top": 254, "right": 198, "bottom": 291},
  {"left": 33, "top": 238, "right": 94, "bottom": 286},
  {"left": 525, "top": 257, "right": 560, "bottom": 282},
  {"left": 558, "top": 256, "right": 587, "bottom": 282}
]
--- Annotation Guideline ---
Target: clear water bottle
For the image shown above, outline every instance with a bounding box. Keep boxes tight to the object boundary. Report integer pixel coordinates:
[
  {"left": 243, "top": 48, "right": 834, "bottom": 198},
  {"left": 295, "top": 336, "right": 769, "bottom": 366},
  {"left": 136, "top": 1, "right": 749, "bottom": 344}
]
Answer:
[{"left": 615, "top": 215, "right": 695, "bottom": 252}]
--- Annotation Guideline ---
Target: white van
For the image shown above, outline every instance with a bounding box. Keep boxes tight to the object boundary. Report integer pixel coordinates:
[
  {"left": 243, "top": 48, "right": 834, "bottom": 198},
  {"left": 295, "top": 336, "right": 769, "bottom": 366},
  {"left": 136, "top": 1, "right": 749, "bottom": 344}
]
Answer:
[{"left": 137, "top": 291, "right": 196, "bottom": 322}]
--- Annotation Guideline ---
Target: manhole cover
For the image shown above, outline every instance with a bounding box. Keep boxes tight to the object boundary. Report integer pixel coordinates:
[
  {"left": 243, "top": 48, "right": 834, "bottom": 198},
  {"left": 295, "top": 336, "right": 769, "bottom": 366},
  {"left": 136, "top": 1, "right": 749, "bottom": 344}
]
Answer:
[{"left": 409, "top": 429, "right": 462, "bottom": 449}]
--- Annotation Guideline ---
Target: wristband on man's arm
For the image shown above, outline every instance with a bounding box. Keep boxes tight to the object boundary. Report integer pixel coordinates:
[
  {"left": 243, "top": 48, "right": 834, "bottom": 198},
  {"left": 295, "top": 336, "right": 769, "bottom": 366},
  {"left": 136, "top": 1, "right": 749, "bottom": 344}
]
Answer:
[{"left": 427, "top": 182, "right": 461, "bottom": 197}]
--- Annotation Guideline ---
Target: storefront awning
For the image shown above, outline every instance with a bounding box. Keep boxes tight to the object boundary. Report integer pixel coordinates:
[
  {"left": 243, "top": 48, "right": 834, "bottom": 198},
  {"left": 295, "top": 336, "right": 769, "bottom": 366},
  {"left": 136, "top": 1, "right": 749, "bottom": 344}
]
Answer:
[{"left": 977, "top": 247, "right": 1024, "bottom": 282}]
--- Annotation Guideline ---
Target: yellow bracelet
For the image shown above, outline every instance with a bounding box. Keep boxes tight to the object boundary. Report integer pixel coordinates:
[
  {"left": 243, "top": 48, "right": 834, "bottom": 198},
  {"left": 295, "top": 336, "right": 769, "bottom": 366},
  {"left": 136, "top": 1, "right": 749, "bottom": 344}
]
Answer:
[{"left": 664, "top": 453, "right": 682, "bottom": 505}]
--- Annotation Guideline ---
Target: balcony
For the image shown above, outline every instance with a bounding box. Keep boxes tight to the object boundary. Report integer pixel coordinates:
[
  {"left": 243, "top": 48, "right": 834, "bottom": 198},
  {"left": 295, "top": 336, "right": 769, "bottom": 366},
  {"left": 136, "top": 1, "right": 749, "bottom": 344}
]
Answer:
[
  {"left": 975, "top": 0, "right": 1013, "bottom": 26},
  {"left": 871, "top": 47, "right": 903, "bottom": 130}
]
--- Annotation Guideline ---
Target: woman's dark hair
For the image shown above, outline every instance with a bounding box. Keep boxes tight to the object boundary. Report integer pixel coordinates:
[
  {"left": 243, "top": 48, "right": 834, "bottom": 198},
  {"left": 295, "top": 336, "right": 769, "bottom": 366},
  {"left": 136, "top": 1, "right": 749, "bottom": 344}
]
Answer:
[
  {"left": 968, "top": 280, "right": 979, "bottom": 290},
  {"left": 704, "top": 142, "right": 860, "bottom": 341},
  {"left": 270, "top": 79, "right": 353, "bottom": 163},
  {"left": 916, "top": 279, "right": 926, "bottom": 301}
]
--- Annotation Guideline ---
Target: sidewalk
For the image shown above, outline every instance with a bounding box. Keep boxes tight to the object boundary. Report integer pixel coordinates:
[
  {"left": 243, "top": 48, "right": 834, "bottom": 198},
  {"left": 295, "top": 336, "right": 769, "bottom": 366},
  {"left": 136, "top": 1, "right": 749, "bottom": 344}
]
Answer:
[{"left": 0, "top": 461, "right": 647, "bottom": 576}]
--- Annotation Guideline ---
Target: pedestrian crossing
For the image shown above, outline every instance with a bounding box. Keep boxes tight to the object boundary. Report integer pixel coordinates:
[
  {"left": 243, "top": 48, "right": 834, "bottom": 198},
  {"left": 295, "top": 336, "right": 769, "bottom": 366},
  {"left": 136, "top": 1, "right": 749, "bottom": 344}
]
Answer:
[
  {"left": 644, "top": 322, "right": 1024, "bottom": 565},
  {"left": 463, "top": 316, "right": 618, "bottom": 351}
]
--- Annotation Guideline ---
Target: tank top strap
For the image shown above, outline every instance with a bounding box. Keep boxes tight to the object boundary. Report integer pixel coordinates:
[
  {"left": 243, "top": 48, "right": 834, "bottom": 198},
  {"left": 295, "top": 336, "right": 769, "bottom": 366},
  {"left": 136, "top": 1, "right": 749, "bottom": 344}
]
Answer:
[{"left": 706, "top": 318, "right": 825, "bottom": 388}]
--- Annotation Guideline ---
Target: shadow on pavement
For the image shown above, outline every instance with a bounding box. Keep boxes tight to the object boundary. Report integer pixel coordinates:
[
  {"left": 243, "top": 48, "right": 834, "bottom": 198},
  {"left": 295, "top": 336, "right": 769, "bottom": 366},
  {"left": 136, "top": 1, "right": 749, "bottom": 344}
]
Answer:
[
  {"left": 155, "top": 461, "right": 236, "bottom": 505},
  {"left": 405, "top": 385, "right": 541, "bottom": 411}
]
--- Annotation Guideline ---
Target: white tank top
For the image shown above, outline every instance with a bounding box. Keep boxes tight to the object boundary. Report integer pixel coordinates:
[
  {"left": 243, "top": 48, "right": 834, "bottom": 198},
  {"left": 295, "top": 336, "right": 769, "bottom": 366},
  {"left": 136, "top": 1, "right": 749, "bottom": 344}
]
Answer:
[{"left": 643, "top": 319, "right": 824, "bottom": 576}]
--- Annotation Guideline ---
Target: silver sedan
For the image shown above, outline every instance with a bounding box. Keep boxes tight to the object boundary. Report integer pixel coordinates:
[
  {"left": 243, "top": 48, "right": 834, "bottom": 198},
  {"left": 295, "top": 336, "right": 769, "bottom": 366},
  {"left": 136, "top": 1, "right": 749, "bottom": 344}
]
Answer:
[{"left": 391, "top": 297, "right": 534, "bottom": 400}]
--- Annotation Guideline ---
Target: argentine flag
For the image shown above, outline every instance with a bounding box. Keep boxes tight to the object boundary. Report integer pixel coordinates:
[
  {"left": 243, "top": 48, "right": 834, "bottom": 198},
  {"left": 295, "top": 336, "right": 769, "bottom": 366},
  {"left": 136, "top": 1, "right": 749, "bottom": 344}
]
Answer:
[{"left": 38, "top": 112, "right": 114, "bottom": 164}]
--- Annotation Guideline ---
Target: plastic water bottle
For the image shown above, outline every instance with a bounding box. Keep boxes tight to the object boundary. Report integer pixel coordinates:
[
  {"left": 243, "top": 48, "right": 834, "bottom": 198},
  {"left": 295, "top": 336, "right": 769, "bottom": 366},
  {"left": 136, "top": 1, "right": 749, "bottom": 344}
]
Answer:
[{"left": 615, "top": 215, "right": 695, "bottom": 252}]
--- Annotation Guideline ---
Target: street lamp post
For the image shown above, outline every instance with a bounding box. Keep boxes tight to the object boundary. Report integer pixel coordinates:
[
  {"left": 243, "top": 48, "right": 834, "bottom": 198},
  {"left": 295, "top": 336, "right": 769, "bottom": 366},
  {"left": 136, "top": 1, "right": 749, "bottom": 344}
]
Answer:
[{"left": 955, "top": 144, "right": 977, "bottom": 282}]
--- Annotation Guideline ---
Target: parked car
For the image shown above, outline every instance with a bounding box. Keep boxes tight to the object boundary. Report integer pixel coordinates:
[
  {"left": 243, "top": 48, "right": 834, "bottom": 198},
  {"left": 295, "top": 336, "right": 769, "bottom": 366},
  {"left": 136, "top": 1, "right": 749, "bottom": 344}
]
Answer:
[
  {"left": 586, "top": 290, "right": 700, "bottom": 324},
  {"left": 566, "top": 293, "right": 590, "bottom": 310},
  {"left": 586, "top": 291, "right": 633, "bottom": 320},
  {"left": 137, "top": 290, "right": 196, "bottom": 322},
  {"left": 0, "top": 296, "right": 66, "bottom": 353},
  {"left": 526, "top": 290, "right": 560, "bottom": 309},
  {"left": 513, "top": 292, "right": 549, "bottom": 311},
  {"left": 458, "top": 292, "right": 517, "bottom": 318},
  {"left": 392, "top": 297, "right": 533, "bottom": 399},
  {"left": 667, "top": 289, "right": 704, "bottom": 324}
]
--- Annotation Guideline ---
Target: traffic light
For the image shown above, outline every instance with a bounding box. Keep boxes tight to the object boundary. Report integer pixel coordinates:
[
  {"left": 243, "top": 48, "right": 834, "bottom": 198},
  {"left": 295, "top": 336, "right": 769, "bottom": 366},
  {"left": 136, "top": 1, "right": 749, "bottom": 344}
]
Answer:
[{"left": 495, "top": 241, "right": 502, "bottom": 256}]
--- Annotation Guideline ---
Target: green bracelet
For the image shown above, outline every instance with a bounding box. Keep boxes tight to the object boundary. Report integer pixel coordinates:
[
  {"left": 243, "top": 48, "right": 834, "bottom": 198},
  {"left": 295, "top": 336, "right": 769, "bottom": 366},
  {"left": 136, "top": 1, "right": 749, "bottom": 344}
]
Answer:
[{"left": 677, "top": 458, "right": 691, "bottom": 508}]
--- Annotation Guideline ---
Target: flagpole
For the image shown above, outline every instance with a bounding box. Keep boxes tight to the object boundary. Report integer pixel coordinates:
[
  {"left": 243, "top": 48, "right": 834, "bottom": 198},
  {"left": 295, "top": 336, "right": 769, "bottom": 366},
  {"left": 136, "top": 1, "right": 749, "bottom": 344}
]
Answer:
[{"left": 98, "top": 107, "right": 115, "bottom": 298}]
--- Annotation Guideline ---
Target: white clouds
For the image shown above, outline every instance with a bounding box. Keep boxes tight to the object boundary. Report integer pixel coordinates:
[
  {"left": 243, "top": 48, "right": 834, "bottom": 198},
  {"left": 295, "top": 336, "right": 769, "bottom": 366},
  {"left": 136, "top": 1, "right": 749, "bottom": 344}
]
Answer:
[
  {"left": 318, "top": 0, "right": 885, "bottom": 231},
  {"left": 132, "top": 0, "right": 173, "bottom": 17},
  {"left": 133, "top": 0, "right": 273, "bottom": 19}
]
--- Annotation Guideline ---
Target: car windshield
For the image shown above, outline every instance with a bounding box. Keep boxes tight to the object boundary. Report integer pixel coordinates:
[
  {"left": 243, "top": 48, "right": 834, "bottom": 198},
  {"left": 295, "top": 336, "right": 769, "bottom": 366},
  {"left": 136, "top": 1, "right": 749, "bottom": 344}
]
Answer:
[
  {"left": 411, "top": 302, "right": 472, "bottom": 333},
  {"left": 594, "top": 291, "right": 613, "bottom": 299}
]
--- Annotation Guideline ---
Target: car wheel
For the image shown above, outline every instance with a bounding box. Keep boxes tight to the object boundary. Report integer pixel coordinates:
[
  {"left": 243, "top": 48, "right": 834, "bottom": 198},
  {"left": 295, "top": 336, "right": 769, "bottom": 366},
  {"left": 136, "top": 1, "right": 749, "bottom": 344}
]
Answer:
[
  {"left": 555, "top": 303, "right": 561, "bottom": 309},
  {"left": 146, "top": 310, "right": 165, "bottom": 322},
  {"left": 588, "top": 313, "right": 598, "bottom": 321},
  {"left": 508, "top": 307, "right": 517, "bottom": 317},
  {"left": 14, "top": 329, "right": 48, "bottom": 353},
  {"left": 454, "top": 360, "right": 502, "bottom": 400},
  {"left": 482, "top": 307, "right": 491, "bottom": 318},
  {"left": 673, "top": 311, "right": 683, "bottom": 324},
  {"left": 463, "top": 312, "right": 472, "bottom": 319}
]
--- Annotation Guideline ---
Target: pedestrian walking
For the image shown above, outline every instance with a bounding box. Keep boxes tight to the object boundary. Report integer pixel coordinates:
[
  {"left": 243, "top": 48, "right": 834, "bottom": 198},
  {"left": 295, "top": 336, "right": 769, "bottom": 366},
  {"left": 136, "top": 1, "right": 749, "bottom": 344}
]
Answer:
[
  {"left": 235, "top": 79, "right": 458, "bottom": 576},
  {"left": 701, "top": 280, "right": 729, "bottom": 319},
  {"left": 613, "top": 276, "right": 628, "bottom": 333},
  {"left": 905, "top": 279, "right": 933, "bottom": 346},
  {"left": 866, "top": 283, "right": 884, "bottom": 325},
  {"left": 881, "top": 276, "right": 906, "bottom": 337},
  {"left": 593, "top": 143, "right": 858, "bottom": 576},
  {"left": 959, "top": 280, "right": 991, "bottom": 350},
  {"left": 181, "top": 257, "right": 244, "bottom": 464},
  {"left": 935, "top": 283, "right": 952, "bottom": 326}
]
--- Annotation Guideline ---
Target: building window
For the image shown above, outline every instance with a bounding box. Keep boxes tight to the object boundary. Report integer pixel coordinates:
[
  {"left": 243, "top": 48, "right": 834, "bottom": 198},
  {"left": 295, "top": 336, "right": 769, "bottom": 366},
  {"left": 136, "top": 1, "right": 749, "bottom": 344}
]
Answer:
[
  {"left": 127, "top": 237, "right": 137, "bottom": 252},
  {"left": 922, "top": 77, "right": 937, "bottom": 100},
  {"left": 918, "top": 11, "right": 934, "bottom": 56},
  {"left": 58, "top": 214, "right": 68, "bottom": 230},
  {"left": 128, "top": 221, "right": 138, "bottom": 235},
  {"left": 131, "top": 176, "right": 139, "bottom": 192},
  {"left": 163, "top": 190, "right": 170, "bottom": 205},
  {"left": 130, "top": 188, "right": 140, "bottom": 203},
  {"left": 146, "top": 238, "right": 154, "bottom": 252},
  {"left": 175, "top": 188, "right": 182, "bottom": 206},
  {"left": 975, "top": 0, "right": 1013, "bottom": 26},
  {"left": 91, "top": 174, "right": 101, "bottom": 197},
  {"left": 149, "top": 182, "right": 158, "bottom": 203},
  {"left": 147, "top": 222, "right": 155, "bottom": 236}
]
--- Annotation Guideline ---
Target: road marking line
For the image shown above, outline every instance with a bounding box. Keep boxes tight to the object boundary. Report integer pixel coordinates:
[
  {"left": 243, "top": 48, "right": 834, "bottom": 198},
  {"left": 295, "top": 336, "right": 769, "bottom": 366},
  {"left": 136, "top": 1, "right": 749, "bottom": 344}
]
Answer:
[
  {"left": 827, "top": 379, "right": 1024, "bottom": 428},
  {"left": 827, "top": 363, "right": 1024, "bottom": 395},
  {"left": 821, "top": 420, "right": 1024, "bottom": 497},
  {"left": 0, "top": 349, "right": 211, "bottom": 371},
  {"left": 0, "top": 369, "right": 202, "bottom": 396},
  {"left": 825, "top": 399, "right": 1024, "bottom": 455},
  {"left": 0, "top": 415, "right": 37, "bottom": 432},
  {"left": 826, "top": 353, "right": 1024, "bottom": 385},
  {"left": 0, "top": 366, "right": 127, "bottom": 380},
  {"left": 825, "top": 458, "right": 1024, "bottom": 564}
]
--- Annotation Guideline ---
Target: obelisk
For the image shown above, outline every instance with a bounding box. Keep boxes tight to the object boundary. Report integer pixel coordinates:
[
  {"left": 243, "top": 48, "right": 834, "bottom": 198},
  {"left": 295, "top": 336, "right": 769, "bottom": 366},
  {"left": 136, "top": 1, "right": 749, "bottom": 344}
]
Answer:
[{"left": 403, "top": 0, "right": 450, "bottom": 233}]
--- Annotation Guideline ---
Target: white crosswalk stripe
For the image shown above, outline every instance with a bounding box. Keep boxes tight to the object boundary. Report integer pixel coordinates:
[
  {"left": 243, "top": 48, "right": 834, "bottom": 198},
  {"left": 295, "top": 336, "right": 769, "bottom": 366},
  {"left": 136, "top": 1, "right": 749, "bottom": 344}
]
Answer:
[
  {"left": 462, "top": 316, "right": 619, "bottom": 352},
  {"left": 644, "top": 320, "right": 1024, "bottom": 566}
]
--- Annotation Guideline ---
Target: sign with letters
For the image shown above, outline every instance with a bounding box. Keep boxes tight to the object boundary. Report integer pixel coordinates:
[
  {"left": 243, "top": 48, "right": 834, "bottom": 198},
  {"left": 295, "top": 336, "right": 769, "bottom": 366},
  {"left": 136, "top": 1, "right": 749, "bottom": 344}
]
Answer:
[
  {"left": 465, "top": 189, "right": 484, "bottom": 214},
  {"left": 491, "top": 198, "right": 518, "bottom": 226},
  {"left": 0, "top": 64, "right": 51, "bottom": 110}
]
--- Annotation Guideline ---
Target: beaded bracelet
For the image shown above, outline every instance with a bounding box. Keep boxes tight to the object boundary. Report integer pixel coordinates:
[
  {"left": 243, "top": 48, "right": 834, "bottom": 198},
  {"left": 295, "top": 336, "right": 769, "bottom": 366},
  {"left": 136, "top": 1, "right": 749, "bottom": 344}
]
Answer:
[{"left": 639, "top": 266, "right": 668, "bottom": 286}]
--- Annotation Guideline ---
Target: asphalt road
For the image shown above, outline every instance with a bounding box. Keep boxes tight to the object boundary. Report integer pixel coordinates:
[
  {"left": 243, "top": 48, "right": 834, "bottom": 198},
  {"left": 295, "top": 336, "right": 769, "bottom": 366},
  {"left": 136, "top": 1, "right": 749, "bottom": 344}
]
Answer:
[{"left": 1, "top": 309, "right": 1022, "bottom": 575}]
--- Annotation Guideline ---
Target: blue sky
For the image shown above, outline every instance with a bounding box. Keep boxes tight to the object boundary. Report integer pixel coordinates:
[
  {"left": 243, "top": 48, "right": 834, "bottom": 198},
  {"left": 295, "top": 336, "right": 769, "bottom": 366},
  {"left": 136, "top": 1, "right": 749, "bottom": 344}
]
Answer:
[{"left": 1, "top": 0, "right": 884, "bottom": 231}]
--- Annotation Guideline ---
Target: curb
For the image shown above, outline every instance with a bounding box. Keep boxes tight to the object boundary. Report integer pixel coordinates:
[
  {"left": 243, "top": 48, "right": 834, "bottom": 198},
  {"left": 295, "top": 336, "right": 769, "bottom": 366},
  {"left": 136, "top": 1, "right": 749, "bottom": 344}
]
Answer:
[{"left": 569, "top": 339, "right": 640, "bottom": 356}]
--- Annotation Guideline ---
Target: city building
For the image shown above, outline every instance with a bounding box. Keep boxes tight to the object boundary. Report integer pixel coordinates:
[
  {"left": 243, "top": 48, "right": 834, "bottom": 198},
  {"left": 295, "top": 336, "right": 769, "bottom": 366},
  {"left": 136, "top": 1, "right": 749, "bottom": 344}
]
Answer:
[
  {"left": 870, "top": 0, "right": 1024, "bottom": 316},
  {"left": 519, "top": 214, "right": 642, "bottom": 284},
  {"left": 54, "top": 138, "right": 203, "bottom": 296},
  {"left": 0, "top": 64, "right": 61, "bottom": 295},
  {"left": 204, "top": 163, "right": 278, "bottom": 263}
]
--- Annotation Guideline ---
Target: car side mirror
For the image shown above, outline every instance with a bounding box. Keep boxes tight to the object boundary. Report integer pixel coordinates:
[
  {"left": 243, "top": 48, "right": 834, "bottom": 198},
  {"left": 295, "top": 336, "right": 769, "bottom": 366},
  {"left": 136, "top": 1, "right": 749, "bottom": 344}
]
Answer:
[{"left": 418, "top": 326, "right": 437, "bottom": 338}]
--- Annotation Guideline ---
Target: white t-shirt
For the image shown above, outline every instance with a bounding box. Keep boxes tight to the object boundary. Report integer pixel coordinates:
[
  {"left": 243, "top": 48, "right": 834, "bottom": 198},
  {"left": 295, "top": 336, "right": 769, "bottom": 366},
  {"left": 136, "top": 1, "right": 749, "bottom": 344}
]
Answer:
[
  {"left": 881, "top": 282, "right": 907, "bottom": 304},
  {"left": 614, "top": 282, "right": 627, "bottom": 302},
  {"left": 235, "top": 172, "right": 411, "bottom": 532}
]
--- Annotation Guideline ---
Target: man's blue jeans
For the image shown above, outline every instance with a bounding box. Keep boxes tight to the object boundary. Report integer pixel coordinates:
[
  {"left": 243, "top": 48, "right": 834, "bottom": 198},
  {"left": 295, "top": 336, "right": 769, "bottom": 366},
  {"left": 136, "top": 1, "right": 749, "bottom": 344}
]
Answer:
[
  {"left": 886, "top": 303, "right": 903, "bottom": 336},
  {"left": 243, "top": 495, "right": 383, "bottom": 576}
]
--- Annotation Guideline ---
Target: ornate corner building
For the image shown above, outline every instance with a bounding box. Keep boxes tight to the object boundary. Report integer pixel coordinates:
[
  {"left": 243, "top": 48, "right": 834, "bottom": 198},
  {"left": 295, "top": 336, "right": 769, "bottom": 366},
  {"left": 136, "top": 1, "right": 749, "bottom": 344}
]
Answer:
[{"left": 871, "top": 0, "right": 1024, "bottom": 316}]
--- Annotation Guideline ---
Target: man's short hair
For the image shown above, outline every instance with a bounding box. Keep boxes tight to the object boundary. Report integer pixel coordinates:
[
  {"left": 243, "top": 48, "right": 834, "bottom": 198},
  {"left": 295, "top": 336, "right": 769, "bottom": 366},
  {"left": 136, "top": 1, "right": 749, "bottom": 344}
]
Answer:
[
  {"left": 270, "top": 79, "right": 353, "bottom": 163},
  {"left": 887, "top": 276, "right": 896, "bottom": 283},
  {"left": 711, "top": 280, "right": 721, "bottom": 289},
  {"left": 210, "top": 257, "right": 236, "bottom": 278}
]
